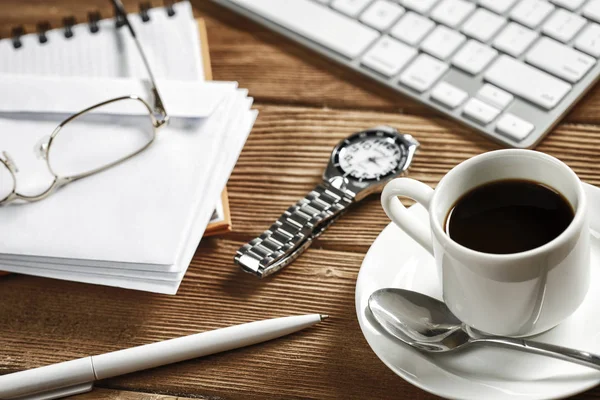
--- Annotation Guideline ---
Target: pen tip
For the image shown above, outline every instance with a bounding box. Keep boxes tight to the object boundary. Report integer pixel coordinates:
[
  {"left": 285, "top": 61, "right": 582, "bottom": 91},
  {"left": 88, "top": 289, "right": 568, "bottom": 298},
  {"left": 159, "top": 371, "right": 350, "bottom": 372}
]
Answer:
[{"left": 320, "top": 314, "right": 329, "bottom": 321}]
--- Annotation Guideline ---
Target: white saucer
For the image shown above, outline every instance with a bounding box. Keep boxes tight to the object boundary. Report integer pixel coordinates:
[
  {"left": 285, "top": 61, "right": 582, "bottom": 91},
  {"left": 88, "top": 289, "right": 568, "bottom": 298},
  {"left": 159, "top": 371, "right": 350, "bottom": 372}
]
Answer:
[{"left": 355, "top": 183, "right": 600, "bottom": 400}]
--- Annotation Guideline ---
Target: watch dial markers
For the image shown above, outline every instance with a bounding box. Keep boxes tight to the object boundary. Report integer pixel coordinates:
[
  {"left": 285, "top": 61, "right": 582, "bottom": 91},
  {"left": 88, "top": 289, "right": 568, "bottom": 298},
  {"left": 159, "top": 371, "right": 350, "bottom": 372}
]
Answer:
[{"left": 338, "top": 135, "right": 402, "bottom": 180}]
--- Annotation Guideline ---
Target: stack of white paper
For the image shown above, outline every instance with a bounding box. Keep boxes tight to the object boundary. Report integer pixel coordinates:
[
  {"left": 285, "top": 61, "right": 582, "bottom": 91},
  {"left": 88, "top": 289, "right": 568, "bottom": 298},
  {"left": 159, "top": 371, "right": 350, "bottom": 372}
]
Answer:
[{"left": 0, "top": 2, "right": 256, "bottom": 294}]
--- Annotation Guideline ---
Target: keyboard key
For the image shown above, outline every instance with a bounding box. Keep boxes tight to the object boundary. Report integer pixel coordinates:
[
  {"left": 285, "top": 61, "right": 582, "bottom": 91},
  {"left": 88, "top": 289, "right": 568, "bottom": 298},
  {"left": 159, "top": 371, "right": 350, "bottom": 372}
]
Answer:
[
  {"left": 430, "top": 0, "right": 475, "bottom": 28},
  {"left": 332, "top": 0, "right": 374, "bottom": 17},
  {"left": 462, "top": 8, "right": 507, "bottom": 42},
  {"left": 402, "top": 0, "right": 440, "bottom": 14},
  {"left": 542, "top": 9, "right": 586, "bottom": 43},
  {"left": 228, "top": 0, "right": 380, "bottom": 59},
  {"left": 575, "top": 23, "right": 600, "bottom": 57},
  {"left": 479, "top": 0, "right": 518, "bottom": 14},
  {"left": 431, "top": 81, "right": 468, "bottom": 108},
  {"left": 493, "top": 22, "right": 538, "bottom": 57},
  {"left": 550, "top": 0, "right": 585, "bottom": 11},
  {"left": 496, "top": 113, "right": 534, "bottom": 140},
  {"left": 477, "top": 83, "right": 514, "bottom": 108},
  {"left": 421, "top": 25, "right": 466, "bottom": 60},
  {"left": 360, "top": 0, "right": 405, "bottom": 31},
  {"left": 452, "top": 40, "right": 498, "bottom": 74},
  {"left": 526, "top": 37, "right": 595, "bottom": 83},
  {"left": 484, "top": 55, "right": 572, "bottom": 109},
  {"left": 463, "top": 98, "right": 500, "bottom": 124},
  {"left": 399, "top": 53, "right": 449, "bottom": 92},
  {"left": 583, "top": 0, "right": 600, "bottom": 23},
  {"left": 510, "top": 0, "right": 554, "bottom": 29},
  {"left": 391, "top": 12, "right": 435, "bottom": 46},
  {"left": 361, "top": 36, "right": 417, "bottom": 76}
]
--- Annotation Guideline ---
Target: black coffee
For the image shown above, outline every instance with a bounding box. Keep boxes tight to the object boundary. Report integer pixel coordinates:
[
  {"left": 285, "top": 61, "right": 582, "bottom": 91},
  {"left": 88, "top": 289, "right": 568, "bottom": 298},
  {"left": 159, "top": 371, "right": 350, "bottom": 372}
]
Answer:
[{"left": 445, "top": 180, "right": 574, "bottom": 254}]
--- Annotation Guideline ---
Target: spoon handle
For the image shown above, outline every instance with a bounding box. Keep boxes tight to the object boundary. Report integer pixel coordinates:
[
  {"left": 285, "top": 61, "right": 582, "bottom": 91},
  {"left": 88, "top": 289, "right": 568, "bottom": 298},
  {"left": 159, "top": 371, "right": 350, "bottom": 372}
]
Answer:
[{"left": 473, "top": 337, "right": 600, "bottom": 371}]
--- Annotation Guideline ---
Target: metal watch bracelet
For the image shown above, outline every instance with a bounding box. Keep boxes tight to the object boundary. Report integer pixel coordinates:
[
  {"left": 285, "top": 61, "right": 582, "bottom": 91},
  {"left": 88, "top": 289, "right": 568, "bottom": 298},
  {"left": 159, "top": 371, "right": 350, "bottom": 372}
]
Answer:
[{"left": 235, "top": 182, "right": 354, "bottom": 278}]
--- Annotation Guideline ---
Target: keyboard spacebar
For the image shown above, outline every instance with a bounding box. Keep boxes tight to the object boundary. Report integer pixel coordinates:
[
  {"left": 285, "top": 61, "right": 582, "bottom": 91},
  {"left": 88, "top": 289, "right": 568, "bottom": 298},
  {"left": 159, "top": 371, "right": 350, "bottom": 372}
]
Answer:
[
  {"left": 484, "top": 55, "right": 572, "bottom": 110},
  {"left": 226, "top": 0, "right": 380, "bottom": 59}
]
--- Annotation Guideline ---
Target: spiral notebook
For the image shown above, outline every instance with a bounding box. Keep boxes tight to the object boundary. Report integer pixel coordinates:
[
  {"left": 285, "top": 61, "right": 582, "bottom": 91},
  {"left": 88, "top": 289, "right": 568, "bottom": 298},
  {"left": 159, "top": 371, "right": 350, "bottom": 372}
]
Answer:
[
  {"left": 0, "top": 2, "right": 256, "bottom": 292},
  {"left": 0, "top": 1, "right": 203, "bottom": 81},
  {"left": 0, "top": 1, "right": 231, "bottom": 236}
]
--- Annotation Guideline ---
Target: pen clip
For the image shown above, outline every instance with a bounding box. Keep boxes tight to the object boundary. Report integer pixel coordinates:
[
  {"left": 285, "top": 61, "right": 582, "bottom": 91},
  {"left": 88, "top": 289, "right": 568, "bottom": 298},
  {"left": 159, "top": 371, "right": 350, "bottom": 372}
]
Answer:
[{"left": 26, "top": 382, "right": 94, "bottom": 400}]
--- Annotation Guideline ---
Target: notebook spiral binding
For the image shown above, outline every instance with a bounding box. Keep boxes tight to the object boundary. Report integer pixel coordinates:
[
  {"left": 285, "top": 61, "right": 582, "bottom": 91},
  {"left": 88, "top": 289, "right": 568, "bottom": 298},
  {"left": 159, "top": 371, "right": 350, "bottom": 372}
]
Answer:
[{"left": 10, "top": 0, "right": 177, "bottom": 49}]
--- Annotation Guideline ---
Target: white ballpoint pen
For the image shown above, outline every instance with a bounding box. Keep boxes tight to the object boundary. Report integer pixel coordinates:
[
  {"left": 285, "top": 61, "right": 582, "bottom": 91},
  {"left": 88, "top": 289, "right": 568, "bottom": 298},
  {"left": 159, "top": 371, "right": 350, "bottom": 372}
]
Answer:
[{"left": 0, "top": 314, "right": 327, "bottom": 400}]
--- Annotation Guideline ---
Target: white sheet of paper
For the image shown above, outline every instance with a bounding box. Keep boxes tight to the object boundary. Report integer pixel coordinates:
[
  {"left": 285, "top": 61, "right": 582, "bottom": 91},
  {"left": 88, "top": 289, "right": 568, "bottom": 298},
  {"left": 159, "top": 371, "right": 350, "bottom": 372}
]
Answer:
[
  {"left": 0, "top": 75, "right": 234, "bottom": 118},
  {"left": 0, "top": 102, "right": 257, "bottom": 293},
  {"left": 0, "top": 85, "right": 244, "bottom": 266}
]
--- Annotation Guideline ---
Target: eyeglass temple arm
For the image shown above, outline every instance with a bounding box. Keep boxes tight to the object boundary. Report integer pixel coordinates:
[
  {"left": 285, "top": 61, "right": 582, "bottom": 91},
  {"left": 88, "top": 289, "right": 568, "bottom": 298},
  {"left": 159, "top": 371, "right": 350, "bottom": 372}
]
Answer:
[{"left": 111, "top": 0, "right": 168, "bottom": 126}]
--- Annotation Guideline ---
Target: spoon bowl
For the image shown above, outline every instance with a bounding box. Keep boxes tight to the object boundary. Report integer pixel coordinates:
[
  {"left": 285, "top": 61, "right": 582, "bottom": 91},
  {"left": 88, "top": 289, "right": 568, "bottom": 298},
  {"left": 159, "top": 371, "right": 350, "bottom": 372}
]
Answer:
[{"left": 368, "top": 288, "right": 470, "bottom": 352}]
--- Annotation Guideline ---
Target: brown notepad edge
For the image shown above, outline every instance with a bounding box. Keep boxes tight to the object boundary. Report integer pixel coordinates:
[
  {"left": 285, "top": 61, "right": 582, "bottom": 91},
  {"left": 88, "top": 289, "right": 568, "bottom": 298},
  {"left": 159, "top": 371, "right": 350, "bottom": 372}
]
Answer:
[{"left": 197, "top": 18, "right": 233, "bottom": 237}]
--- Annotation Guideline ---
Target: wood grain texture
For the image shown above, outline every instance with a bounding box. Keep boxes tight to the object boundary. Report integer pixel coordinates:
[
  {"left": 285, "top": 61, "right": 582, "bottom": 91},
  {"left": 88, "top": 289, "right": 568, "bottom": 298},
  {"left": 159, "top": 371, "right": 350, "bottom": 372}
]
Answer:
[
  {"left": 74, "top": 388, "right": 197, "bottom": 399},
  {"left": 226, "top": 105, "right": 600, "bottom": 252},
  {"left": 0, "top": 239, "right": 437, "bottom": 400},
  {"left": 1, "top": 1, "right": 600, "bottom": 400}
]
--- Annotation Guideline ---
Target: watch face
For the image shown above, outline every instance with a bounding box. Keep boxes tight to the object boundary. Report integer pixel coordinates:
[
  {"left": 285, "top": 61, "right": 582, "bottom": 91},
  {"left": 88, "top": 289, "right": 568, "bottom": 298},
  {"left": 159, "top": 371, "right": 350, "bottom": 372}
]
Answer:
[{"left": 334, "top": 129, "right": 406, "bottom": 182}]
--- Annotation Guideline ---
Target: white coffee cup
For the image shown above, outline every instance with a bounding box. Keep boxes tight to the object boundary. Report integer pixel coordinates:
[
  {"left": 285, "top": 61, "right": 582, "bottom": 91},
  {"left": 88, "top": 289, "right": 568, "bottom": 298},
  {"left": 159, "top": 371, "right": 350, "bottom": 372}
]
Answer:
[{"left": 381, "top": 149, "right": 590, "bottom": 337}]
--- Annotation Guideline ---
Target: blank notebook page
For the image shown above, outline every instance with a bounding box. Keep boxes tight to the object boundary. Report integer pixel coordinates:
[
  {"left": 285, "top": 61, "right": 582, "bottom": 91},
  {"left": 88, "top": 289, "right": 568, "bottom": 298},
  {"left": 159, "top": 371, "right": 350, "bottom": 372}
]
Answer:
[{"left": 0, "top": 1, "right": 203, "bottom": 81}]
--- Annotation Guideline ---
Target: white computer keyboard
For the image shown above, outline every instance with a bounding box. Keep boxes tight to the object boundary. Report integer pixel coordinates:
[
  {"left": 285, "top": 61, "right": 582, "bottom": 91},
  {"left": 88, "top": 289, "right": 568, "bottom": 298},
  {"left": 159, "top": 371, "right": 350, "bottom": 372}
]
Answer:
[{"left": 211, "top": 0, "right": 600, "bottom": 148}]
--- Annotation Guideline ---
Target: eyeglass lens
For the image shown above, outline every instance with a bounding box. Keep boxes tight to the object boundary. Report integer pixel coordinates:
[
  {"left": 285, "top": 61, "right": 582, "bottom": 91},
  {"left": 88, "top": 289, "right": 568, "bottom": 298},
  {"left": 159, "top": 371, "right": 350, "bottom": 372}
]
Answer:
[{"left": 48, "top": 98, "right": 156, "bottom": 179}]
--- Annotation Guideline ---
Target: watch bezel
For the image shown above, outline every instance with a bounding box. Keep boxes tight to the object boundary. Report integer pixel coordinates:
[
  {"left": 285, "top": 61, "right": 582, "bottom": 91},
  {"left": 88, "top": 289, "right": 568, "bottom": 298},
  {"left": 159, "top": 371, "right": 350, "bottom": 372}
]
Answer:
[{"left": 323, "top": 127, "right": 419, "bottom": 201}]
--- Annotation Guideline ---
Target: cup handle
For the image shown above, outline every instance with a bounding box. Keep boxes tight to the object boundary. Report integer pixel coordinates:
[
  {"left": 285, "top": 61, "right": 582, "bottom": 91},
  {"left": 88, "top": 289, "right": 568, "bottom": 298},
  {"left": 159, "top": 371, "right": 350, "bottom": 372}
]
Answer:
[{"left": 381, "top": 178, "right": 435, "bottom": 255}]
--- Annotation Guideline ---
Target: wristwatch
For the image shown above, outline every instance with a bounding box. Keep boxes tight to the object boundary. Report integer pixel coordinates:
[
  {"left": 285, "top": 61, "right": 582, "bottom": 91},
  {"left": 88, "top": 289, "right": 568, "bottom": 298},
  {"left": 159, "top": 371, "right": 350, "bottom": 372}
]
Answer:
[{"left": 235, "top": 126, "right": 419, "bottom": 278}]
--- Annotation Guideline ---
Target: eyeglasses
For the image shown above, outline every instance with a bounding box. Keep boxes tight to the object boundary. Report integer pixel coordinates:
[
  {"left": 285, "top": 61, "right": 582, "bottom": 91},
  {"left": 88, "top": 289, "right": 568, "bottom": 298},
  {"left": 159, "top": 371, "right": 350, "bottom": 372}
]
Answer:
[{"left": 0, "top": 0, "right": 169, "bottom": 206}]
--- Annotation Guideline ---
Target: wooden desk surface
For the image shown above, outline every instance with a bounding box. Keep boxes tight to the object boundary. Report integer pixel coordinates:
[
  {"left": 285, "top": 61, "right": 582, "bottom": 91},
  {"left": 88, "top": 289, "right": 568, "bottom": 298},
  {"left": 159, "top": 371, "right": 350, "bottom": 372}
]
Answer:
[{"left": 2, "top": 1, "right": 600, "bottom": 399}]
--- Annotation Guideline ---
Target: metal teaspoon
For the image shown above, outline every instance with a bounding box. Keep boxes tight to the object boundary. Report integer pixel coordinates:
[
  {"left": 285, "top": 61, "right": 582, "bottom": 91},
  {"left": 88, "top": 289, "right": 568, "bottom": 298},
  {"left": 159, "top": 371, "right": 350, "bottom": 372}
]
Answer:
[{"left": 368, "top": 288, "right": 600, "bottom": 371}]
